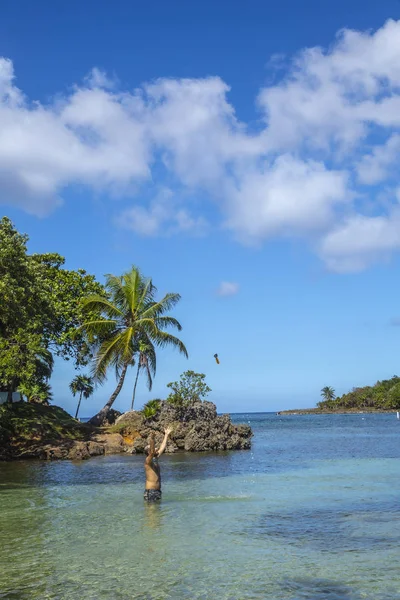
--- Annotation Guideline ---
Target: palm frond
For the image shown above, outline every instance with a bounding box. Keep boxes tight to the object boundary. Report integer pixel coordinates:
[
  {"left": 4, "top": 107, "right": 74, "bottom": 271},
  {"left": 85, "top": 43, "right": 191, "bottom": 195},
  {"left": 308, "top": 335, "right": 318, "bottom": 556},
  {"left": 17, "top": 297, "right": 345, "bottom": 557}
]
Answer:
[
  {"left": 135, "top": 275, "right": 156, "bottom": 314},
  {"left": 141, "top": 293, "right": 182, "bottom": 319},
  {"left": 144, "top": 362, "right": 153, "bottom": 391},
  {"left": 80, "top": 319, "right": 119, "bottom": 337},
  {"left": 82, "top": 294, "right": 124, "bottom": 319},
  {"left": 150, "top": 329, "right": 188, "bottom": 358},
  {"left": 104, "top": 274, "right": 129, "bottom": 312},
  {"left": 154, "top": 316, "right": 183, "bottom": 331}
]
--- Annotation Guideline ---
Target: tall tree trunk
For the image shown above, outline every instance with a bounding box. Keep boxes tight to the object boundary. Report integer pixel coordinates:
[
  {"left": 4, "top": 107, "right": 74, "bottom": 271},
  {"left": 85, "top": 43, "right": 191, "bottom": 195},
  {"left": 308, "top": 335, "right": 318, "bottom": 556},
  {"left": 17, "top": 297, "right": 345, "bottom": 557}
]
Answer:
[
  {"left": 6, "top": 378, "right": 16, "bottom": 403},
  {"left": 131, "top": 362, "right": 140, "bottom": 410},
  {"left": 89, "top": 363, "right": 129, "bottom": 427},
  {"left": 75, "top": 391, "right": 83, "bottom": 420}
]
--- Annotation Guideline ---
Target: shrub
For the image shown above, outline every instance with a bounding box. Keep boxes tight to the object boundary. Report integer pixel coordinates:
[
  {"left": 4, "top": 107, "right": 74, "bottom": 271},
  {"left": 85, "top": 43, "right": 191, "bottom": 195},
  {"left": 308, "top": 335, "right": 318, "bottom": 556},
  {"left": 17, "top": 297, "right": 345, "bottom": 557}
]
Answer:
[
  {"left": 142, "top": 399, "right": 162, "bottom": 420},
  {"left": 166, "top": 371, "right": 211, "bottom": 407}
]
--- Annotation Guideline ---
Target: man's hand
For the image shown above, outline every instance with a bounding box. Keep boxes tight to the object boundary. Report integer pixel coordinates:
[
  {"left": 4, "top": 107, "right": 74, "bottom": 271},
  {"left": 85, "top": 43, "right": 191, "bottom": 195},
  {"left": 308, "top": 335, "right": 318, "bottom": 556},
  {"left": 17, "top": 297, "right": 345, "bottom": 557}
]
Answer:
[{"left": 156, "top": 426, "right": 173, "bottom": 457}]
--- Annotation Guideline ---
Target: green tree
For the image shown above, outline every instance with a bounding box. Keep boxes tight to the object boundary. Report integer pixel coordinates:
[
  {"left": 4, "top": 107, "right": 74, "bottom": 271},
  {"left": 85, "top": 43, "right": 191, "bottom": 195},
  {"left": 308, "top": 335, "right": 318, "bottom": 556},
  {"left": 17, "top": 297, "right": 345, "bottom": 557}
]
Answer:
[
  {"left": 30, "top": 252, "right": 107, "bottom": 365},
  {"left": 69, "top": 375, "right": 95, "bottom": 419},
  {"left": 18, "top": 381, "right": 53, "bottom": 405},
  {"left": 167, "top": 371, "right": 211, "bottom": 407},
  {"left": 320, "top": 386, "right": 336, "bottom": 403},
  {"left": 81, "top": 266, "right": 188, "bottom": 426},
  {"left": 0, "top": 332, "right": 54, "bottom": 403},
  {"left": 0, "top": 217, "right": 105, "bottom": 399},
  {"left": 142, "top": 399, "right": 162, "bottom": 420},
  {"left": 131, "top": 340, "right": 156, "bottom": 410}
]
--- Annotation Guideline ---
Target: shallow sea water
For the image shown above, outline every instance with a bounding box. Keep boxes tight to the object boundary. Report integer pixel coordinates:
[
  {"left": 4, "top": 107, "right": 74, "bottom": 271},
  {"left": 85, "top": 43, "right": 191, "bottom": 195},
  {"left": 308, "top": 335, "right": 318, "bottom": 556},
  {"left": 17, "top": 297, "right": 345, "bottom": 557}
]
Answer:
[{"left": 0, "top": 413, "right": 399, "bottom": 599}]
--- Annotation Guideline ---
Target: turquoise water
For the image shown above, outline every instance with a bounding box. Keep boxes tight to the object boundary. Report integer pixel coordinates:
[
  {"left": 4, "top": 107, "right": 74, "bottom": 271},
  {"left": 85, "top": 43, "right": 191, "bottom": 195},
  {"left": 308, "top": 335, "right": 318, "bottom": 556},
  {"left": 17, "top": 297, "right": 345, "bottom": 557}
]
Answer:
[{"left": 0, "top": 413, "right": 399, "bottom": 599}]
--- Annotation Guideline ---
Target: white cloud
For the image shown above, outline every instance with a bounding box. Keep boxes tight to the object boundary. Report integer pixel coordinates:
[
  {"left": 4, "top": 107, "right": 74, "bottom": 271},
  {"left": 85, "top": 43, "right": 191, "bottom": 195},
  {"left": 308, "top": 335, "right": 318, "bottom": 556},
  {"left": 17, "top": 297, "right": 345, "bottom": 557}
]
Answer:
[
  {"left": 226, "top": 155, "right": 349, "bottom": 242},
  {"left": 319, "top": 207, "right": 400, "bottom": 272},
  {"left": 356, "top": 134, "right": 400, "bottom": 185},
  {"left": 115, "top": 188, "right": 207, "bottom": 237},
  {"left": 216, "top": 282, "right": 240, "bottom": 296},
  {"left": 3, "top": 19, "right": 400, "bottom": 270}
]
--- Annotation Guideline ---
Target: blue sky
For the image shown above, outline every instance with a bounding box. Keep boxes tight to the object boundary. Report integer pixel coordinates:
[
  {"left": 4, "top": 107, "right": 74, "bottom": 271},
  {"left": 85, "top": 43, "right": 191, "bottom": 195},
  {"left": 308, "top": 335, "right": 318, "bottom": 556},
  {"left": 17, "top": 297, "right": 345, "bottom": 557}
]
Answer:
[{"left": 2, "top": 0, "right": 400, "bottom": 415}]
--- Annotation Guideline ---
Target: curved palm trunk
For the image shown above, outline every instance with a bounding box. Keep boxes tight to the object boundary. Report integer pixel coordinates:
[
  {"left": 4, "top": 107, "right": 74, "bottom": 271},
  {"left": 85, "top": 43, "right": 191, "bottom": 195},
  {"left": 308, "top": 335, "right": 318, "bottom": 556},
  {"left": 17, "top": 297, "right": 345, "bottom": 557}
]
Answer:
[
  {"left": 75, "top": 391, "right": 83, "bottom": 420},
  {"left": 131, "top": 362, "right": 140, "bottom": 410},
  {"left": 89, "top": 362, "right": 129, "bottom": 426}
]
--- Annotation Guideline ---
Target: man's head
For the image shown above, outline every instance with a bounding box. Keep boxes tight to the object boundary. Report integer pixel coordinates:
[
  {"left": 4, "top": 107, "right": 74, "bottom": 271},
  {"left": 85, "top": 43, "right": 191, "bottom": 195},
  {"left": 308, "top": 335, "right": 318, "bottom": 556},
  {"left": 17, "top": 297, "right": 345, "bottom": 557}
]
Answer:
[{"left": 144, "top": 445, "right": 158, "bottom": 456}]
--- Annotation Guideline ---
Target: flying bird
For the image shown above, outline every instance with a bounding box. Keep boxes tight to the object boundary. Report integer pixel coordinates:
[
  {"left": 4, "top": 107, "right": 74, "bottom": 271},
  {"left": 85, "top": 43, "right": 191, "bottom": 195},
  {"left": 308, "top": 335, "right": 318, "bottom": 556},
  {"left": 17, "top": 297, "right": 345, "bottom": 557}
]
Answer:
[{"left": 214, "top": 353, "right": 220, "bottom": 364}]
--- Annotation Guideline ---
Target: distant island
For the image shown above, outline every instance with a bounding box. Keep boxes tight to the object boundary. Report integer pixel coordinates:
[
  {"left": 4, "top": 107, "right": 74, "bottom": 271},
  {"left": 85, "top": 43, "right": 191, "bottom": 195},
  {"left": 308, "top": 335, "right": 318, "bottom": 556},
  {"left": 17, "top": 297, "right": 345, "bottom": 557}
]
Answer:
[{"left": 279, "top": 376, "right": 400, "bottom": 414}]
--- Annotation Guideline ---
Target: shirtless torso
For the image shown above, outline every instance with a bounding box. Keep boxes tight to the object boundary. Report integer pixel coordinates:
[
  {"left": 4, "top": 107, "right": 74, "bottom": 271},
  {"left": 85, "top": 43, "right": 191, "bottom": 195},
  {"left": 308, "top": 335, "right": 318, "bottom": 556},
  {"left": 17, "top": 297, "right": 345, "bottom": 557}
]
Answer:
[
  {"left": 144, "top": 456, "right": 161, "bottom": 490},
  {"left": 144, "top": 428, "right": 172, "bottom": 500}
]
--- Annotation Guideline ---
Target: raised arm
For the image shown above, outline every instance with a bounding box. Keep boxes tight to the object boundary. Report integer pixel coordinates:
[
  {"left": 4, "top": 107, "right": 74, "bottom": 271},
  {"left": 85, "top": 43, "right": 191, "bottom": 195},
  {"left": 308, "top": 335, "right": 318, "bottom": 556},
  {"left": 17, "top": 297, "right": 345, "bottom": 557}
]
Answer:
[
  {"left": 156, "top": 427, "right": 173, "bottom": 457},
  {"left": 145, "top": 432, "right": 156, "bottom": 465}
]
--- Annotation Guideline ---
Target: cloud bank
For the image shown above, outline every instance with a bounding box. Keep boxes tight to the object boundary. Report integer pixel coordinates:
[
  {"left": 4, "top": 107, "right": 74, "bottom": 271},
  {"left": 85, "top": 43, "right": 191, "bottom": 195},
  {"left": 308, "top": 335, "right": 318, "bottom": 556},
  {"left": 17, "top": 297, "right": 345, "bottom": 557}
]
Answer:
[{"left": 2, "top": 19, "right": 400, "bottom": 272}]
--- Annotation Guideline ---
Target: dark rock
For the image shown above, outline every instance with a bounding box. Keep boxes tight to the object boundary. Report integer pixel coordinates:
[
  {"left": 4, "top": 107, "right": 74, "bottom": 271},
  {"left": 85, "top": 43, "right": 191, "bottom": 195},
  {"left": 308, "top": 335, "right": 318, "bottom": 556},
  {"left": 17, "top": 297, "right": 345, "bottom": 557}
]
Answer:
[
  {"left": 87, "top": 441, "right": 105, "bottom": 456},
  {"left": 117, "top": 400, "right": 253, "bottom": 454},
  {"left": 93, "top": 433, "right": 125, "bottom": 454},
  {"left": 96, "top": 409, "right": 122, "bottom": 427},
  {"left": 45, "top": 445, "right": 69, "bottom": 460},
  {"left": 67, "top": 442, "right": 91, "bottom": 460},
  {"left": 114, "top": 411, "right": 144, "bottom": 432}
]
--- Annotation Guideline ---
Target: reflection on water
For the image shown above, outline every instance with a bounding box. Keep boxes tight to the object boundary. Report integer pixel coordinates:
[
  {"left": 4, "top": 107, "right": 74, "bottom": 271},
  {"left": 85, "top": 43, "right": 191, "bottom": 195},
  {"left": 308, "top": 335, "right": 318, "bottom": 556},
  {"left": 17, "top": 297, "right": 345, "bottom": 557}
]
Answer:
[
  {"left": 143, "top": 501, "right": 164, "bottom": 531},
  {"left": 0, "top": 413, "right": 400, "bottom": 599}
]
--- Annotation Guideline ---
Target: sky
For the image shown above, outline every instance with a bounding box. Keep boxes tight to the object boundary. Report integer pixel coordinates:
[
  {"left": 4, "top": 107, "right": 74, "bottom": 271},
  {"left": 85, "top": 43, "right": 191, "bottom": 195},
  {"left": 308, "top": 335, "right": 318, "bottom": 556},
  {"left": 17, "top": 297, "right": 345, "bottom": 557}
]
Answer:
[{"left": 2, "top": 0, "right": 400, "bottom": 415}]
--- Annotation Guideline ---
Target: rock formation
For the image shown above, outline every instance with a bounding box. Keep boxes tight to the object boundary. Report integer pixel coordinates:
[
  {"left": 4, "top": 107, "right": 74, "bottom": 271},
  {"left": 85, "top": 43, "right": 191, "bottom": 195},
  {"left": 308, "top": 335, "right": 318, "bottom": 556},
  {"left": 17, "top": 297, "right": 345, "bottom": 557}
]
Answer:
[
  {"left": 0, "top": 399, "right": 252, "bottom": 461},
  {"left": 114, "top": 400, "right": 253, "bottom": 453}
]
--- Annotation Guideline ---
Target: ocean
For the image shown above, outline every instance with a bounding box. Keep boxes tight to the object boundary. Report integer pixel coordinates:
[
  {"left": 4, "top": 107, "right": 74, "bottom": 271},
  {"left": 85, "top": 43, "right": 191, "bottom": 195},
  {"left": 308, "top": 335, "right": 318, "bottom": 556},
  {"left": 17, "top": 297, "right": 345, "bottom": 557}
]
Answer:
[{"left": 0, "top": 412, "right": 399, "bottom": 599}]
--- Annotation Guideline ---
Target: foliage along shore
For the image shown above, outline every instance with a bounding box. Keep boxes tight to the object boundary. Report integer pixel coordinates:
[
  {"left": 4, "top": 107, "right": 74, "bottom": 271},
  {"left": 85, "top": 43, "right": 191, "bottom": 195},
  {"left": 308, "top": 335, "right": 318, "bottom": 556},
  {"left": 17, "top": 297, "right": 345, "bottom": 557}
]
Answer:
[
  {"left": 0, "top": 398, "right": 253, "bottom": 461},
  {"left": 279, "top": 375, "right": 400, "bottom": 414},
  {"left": 277, "top": 408, "right": 399, "bottom": 415}
]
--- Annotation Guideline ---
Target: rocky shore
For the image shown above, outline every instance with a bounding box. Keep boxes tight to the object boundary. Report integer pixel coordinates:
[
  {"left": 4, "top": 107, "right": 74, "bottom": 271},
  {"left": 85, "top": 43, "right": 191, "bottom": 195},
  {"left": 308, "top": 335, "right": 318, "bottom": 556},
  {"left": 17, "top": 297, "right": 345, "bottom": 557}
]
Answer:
[{"left": 0, "top": 400, "right": 253, "bottom": 461}]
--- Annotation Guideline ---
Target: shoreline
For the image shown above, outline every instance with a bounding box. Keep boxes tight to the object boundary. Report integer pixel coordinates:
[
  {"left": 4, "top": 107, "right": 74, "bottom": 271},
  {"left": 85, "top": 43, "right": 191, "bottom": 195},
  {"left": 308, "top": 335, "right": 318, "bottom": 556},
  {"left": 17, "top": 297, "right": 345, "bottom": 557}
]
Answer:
[{"left": 277, "top": 408, "right": 399, "bottom": 415}]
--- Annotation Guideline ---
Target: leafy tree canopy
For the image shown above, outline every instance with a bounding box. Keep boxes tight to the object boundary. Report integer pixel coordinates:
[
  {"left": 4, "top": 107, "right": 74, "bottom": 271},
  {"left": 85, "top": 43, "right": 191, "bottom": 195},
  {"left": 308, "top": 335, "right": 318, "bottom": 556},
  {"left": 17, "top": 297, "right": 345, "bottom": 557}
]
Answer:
[
  {"left": 0, "top": 217, "right": 105, "bottom": 395},
  {"left": 167, "top": 371, "right": 211, "bottom": 407},
  {"left": 318, "top": 375, "right": 400, "bottom": 410}
]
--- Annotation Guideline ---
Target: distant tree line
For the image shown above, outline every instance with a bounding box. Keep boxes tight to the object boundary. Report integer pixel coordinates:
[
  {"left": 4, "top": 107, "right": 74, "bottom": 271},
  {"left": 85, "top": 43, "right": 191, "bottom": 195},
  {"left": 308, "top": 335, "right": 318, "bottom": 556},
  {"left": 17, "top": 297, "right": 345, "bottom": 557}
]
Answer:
[{"left": 318, "top": 376, "right": 400, "bottom": 410}]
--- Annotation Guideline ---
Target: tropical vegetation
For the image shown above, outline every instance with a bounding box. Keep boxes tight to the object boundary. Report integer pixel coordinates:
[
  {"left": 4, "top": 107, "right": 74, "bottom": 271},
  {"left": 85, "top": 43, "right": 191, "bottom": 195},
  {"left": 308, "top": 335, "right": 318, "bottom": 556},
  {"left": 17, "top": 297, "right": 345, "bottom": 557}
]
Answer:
[
  {"left": 317, "top": 376, "right": 400, "bottom": 410},
  {"left": 0, "top": 218, "right": 188, "bottom": 424},
  {"left": 142, "top": 399, "right": 162, "bottom": 420},
  {"left": 166, "top": 371, "right": 211, "bottom": 407},
  {"left": 80, "top": 267, "right": 188, "bottom": 425},
  {"left": 69, "top": 375, "right": 94, "bottom": 419},
  {"left": 131, "top": 340, "right": 156, "bottom": 410},
  {"left": 320, "top": 386, "right": 336, "bottom": 403},
  {"left": 0, "top": 217, "right": 105, "bottom": 403}
]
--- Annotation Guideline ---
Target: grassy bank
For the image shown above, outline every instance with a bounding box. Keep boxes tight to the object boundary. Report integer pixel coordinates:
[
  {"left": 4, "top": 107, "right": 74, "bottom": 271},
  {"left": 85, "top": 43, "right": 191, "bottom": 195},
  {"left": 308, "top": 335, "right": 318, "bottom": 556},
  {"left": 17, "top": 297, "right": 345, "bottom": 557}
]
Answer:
[{"left": 0, "top": 402, "right": 92, "bottom": 458}]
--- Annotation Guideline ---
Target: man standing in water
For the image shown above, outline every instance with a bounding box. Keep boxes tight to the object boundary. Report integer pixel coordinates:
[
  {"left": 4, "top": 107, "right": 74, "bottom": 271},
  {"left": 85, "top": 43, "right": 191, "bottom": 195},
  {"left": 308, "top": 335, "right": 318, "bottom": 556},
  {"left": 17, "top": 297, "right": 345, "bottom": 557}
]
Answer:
[{"left": 144, "top": 427, "right": 173, "bottom": 501}]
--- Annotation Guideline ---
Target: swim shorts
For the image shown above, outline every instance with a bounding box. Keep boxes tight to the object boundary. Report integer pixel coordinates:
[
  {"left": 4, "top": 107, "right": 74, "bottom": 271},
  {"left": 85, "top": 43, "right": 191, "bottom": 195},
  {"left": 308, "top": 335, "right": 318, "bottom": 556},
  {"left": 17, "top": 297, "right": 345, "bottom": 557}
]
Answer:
[{"left": 144, "top": 489, "right": 162, "bottom": 502}]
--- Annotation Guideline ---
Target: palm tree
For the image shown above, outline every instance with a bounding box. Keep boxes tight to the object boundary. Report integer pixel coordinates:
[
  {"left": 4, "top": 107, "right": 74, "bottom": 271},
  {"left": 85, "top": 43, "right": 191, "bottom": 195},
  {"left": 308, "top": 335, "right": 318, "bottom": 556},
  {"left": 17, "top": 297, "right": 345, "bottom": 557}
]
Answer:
[
  {"left": 19, "top": 381, "right": 53, "bottom": 405},
  {"left": 321, "top": 386, "right": 336, "bottom": 402},
  {"left": 69, "top": 374, "right": 94, "bottom": 419},
  {"left": 81, "top": 266, "right": 188, "bottom": 426},
  {"left": 130, "top": 339, "right": 156, "bottom": 410}
]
